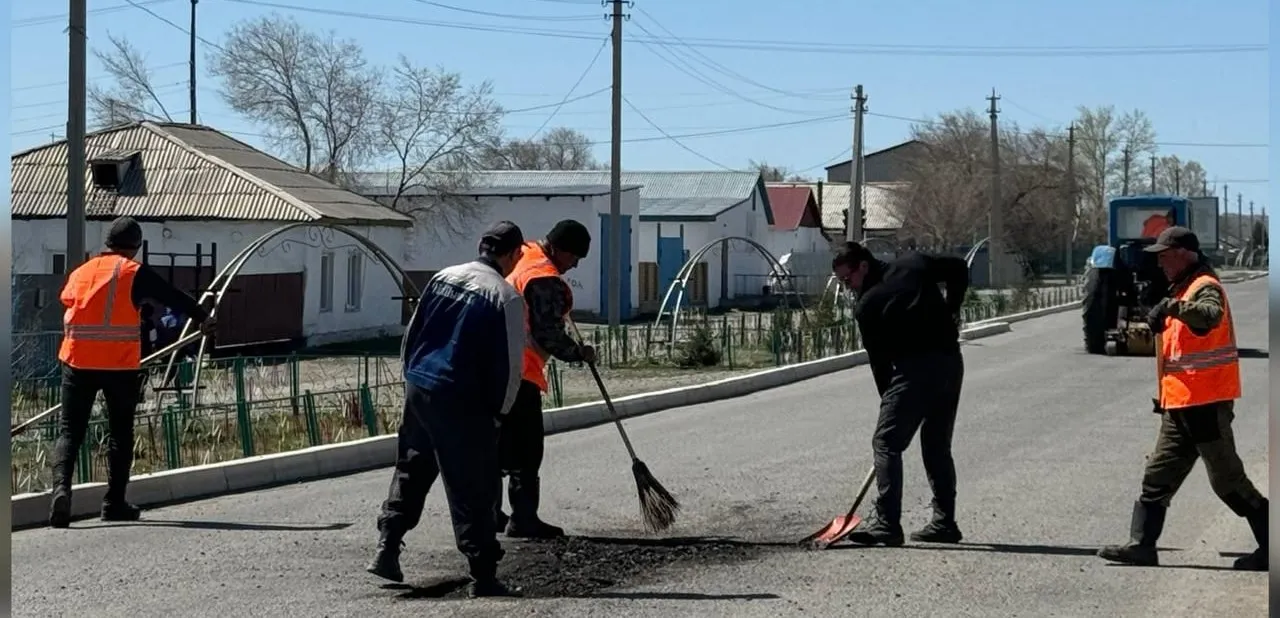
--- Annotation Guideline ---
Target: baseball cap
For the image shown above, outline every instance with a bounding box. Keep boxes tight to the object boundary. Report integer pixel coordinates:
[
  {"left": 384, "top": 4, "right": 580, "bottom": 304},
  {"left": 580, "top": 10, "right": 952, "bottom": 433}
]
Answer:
[
  {"left": 1143, "top": 226, "right": 1200, "bottom": 253},
  {"left": 478, "top": 220, "right": 525, "bottom": 255}
]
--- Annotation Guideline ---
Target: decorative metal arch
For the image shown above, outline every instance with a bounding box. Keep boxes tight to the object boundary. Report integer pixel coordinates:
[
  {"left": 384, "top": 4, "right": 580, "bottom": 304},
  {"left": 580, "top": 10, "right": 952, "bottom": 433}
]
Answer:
[
  {"left": 153, "top": 222, "right": 422, "bottom": 414},
  {"left": 651, "top": 236, "right": 805, "bottom": 340}
]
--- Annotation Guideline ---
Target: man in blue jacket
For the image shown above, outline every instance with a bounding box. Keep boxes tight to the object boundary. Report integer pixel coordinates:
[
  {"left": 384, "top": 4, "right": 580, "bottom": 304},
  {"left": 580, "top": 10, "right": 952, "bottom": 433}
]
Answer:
[{"left": 366, "top": 221, "right": 528, "bottom": 598}]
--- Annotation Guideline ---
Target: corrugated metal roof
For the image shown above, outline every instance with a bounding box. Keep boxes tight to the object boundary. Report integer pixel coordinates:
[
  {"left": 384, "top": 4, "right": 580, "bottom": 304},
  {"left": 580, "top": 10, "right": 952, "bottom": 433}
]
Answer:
[
  {"left": 351, "top": 170, "right": 765, "bottom": 220},
  {"left": 12, "top": 122, "right": 412, "bottom": 226},
  {"left": 773, "top": 181, "right": 905, "bottom": 230},
  {"left": 458, "top": 184, "right": 642, "bottom": 197}
]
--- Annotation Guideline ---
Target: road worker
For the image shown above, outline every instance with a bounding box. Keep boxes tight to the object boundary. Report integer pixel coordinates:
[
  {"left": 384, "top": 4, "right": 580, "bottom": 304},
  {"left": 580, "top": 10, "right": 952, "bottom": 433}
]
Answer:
[
  {"left": 1097, "top": 226, "right": 1267, "bottom": 571},
  {"left": 367, "top": 221, "right": 527, "bottom": 598},
  {"left": 830, "top": 240, "right": 971, "bottom": 546},
  {"left": 50, "top": 216, "right": 215, "bottom": 528},
  {"left": 494, "top": 219, "right": 596, "bottom": 539}
]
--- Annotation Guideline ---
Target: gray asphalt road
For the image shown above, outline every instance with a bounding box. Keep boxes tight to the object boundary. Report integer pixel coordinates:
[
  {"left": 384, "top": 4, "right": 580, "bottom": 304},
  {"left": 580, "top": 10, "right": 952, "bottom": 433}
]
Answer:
[{"left": 14, "top": 279, "right": 1269, "bottom": 618}]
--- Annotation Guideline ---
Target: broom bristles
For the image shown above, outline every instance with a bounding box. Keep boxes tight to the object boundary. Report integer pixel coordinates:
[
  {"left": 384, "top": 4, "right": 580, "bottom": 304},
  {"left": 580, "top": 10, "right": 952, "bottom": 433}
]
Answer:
[{"left": 631, "top": 459, "right": 680, "bottom": 533}]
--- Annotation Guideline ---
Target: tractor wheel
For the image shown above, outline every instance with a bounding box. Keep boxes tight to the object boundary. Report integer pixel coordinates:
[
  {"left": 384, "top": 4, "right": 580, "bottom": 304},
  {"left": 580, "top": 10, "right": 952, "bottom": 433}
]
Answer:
[{"left": 1082, "top": 266, "right": 1111, "bottom": 354}]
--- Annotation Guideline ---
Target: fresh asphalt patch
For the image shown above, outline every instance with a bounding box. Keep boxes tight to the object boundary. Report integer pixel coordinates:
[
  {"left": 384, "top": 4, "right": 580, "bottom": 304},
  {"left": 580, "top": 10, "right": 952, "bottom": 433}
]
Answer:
[{"left": 377, "top": 533, "right": 796, "bottom": 601}]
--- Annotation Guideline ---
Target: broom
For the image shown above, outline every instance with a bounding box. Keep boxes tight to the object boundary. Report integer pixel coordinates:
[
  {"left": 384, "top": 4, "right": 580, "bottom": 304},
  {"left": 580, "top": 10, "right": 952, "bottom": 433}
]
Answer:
[{"left": 566, "top": 318, "right": 680, "bottom": 533}]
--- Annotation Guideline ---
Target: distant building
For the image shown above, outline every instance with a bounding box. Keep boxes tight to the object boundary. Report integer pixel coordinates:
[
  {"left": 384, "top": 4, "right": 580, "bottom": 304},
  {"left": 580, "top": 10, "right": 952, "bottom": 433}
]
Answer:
[{"left": 823, "top": 140, "right": 926, "bottom": 184}]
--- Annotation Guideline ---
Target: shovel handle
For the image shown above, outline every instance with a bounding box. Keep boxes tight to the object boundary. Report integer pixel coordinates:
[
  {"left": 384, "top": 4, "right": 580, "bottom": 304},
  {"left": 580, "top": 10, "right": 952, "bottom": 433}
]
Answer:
[{"left": 843, "top": 465, "right": 877, "bottom": 520}]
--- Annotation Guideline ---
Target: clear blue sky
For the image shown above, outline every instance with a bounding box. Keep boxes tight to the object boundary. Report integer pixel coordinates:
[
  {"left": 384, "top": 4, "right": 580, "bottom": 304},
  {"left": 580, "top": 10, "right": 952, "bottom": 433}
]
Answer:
[{"left": 9, "top": 0, "right": 1270, "bottom": 213}]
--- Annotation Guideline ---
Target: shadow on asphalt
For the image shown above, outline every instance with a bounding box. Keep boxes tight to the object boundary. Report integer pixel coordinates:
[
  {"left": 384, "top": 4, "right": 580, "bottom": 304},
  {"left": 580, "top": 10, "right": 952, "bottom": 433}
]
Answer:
[
  {"left": 1104, "top": 563, "right": 1246, "bottom": 573},
  {"left": 77, "top": 519, "right": 353, "bottom": 532},
  {"left": 833, "top": 541, "right": 1126, "bottom": 557},
  {"left": 588, "top": 591, "right": 782, "bottom": 600},
  {"left": 1237, "top": 347, "right": 1268, "bottom": 359}
]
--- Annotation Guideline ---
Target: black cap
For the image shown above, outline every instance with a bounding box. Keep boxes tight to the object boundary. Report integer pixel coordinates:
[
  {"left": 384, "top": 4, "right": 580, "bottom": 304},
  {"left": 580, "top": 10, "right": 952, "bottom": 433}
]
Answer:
[
  {"left": 478, "top": 220, "right": 525, "bottom": 255},
  {"left": 105, "top": 216, "right": 143, "bottom": 250},
  {"left": 546, "top": 219, "right": 591, "bottom": 258},
  {"left": 1144, "top": 226, "right": 1200, "bottom": 253}
]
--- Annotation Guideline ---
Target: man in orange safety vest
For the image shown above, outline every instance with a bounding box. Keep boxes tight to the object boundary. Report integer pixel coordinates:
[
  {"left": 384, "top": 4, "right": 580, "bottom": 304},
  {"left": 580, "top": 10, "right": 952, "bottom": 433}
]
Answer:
[
  {"left": 50, "top": 217, "right": 216, "bottom": 528},
  {"left": 1097, "top": 227, "right": 1267, "bottom": 571}
]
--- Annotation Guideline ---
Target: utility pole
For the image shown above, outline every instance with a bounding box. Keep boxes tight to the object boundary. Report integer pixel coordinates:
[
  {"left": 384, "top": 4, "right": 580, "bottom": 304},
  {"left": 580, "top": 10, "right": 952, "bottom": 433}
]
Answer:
[
  {"left": 605, "top": 0, "right": 627, "bottom": 328},
  {"left": 1202, "top": 178, "right": 1208, "bottom": 196},
  {"left": 1237, "top": 193, "right": 1244, "bottom": 246},
  {"left": 67, "top": 0, "right": 88, "bottom": 275},
  {"left": 1121, "top": 146, "right": 1131, "bottom": 195},
  {"left": 189, "top": 0, "right": 199, "bottom": 124},
  {"left": 986, "top": 88, "right": 1003, "bottom": 288},
  {"left": 846, "top": 84, "right": 867, "bottom": 242},
  {"left": 1064, "top": 124, "right": 1076, "bottom": 281},
  {"left": 1149, "top": 155, "right": 1157, "bottom": 194},
  {"left": 1174, "top": 167, "right": 1181, "bottom": 196}
]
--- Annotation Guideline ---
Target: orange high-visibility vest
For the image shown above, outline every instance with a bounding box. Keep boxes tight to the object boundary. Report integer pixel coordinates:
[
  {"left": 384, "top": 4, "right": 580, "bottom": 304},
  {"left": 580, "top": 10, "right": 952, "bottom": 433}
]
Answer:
[
  {"left": 58, "top": 254, "right": 143, "bottom": 370},
  {"left": 506, "top": 241, "right": 572, "bottom": 392},
  {"left": 1157, "top": 273, "right": 1241, "bottom": 410}
]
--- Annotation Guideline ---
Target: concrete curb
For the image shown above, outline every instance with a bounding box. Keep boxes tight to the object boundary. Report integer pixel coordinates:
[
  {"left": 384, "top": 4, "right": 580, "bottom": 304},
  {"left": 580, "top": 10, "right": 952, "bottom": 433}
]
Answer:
[{"left": 11, "top": 322, "right": 1014, "bottom": 530}]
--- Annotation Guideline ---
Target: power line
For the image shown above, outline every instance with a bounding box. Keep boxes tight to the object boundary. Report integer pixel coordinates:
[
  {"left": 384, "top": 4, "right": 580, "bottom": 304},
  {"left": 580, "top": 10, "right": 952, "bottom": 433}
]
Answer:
[
  {"left": 623, "top": 97, "right": 736, "bottom": 171},
  {"left": 528, "top": 37, "right": 610, "bottom": 139},
  {"left": 218, "top": 1, "right": 1265, "bottom": 57},
  {"left": 795, "top": 147, "right": 854, "bottom": 174},
  {"left": 12, "top": 62, "right": 187, "bottom": 92},
  {"left": 864, "top": 110, "right": 1269, "bottom": 149},
  {"left": 406, "top": 0, "right": 599, "bottom": 22},
  {"left": 12, "top": 0, "right": 178, "bottom": 27}
]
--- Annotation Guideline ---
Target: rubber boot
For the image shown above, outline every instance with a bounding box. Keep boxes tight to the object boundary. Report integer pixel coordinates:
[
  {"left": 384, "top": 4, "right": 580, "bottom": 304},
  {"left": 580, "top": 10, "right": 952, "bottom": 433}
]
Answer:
[
  {"left": 365, "top": 527, "right": 406, "bottom": 583},
  {"left": 495, "top": 489, "right": 509, "bottom": 532},
  {"left": 1097, "top": 501, "right": 1165, "bottom": 566},
  {"left": 1233, "top": 498, "right": 1268, "bottom": 572},
  {"left": 504, "top": 476, "right": 564, "bottom": 540},
  {"left": 843, "top": 511, "right": 905, "bottom": 547},
  {"left": 467, "top": 557, "right": 520, "bottom": 598},
  {"left": 101, "top": 447, "right": 141, "bottom": 522},
  {"left": 48, "top": 487, "right": 72, "bottom": 529},
  {"left": 910, "top": 498, "right": 963, "bottom": 543}
]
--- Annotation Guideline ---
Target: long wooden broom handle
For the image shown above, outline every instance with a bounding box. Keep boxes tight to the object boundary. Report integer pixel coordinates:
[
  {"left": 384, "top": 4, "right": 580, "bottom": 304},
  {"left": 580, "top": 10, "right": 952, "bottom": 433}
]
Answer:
[{"left": 565, "top": 317, "right": 640, "bottom": 461}]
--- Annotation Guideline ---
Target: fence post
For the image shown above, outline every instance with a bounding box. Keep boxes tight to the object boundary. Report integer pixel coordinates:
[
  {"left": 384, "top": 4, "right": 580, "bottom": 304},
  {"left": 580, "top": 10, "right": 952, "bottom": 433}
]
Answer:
[
  {"left": 359, "top": 383, "right": 378, "bottom": 437},
  {"left": 289, "top": 353, "right": 300, "bottom": 417},
  {"left": 303, "top": 390, "right": 322, "bottom": 447},
  {"left": 233, "top": 356, "right": 254, "bottom": 458},
  {"left": 162, "top": 405, "right": 181, "bottom": 469}
]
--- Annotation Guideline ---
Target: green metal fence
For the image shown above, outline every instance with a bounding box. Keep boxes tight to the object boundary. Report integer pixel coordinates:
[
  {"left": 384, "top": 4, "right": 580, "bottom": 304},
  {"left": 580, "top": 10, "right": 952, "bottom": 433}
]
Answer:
[{"left": 11, "top": 284, "right": 1083, "bottom": 494}]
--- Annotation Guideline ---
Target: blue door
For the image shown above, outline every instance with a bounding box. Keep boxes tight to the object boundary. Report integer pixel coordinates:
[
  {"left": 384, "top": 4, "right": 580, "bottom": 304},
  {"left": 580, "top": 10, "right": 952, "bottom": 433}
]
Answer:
[
  {"left": 598, "top": 215, "right": 633, "bottom": 320},
  {"left": 656, "top": 236, "right": 684, "bottom": 310}
]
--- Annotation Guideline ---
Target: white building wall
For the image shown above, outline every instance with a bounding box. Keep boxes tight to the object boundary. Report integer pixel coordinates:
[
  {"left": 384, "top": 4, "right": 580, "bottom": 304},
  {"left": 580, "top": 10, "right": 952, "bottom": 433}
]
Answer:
[
  {"left": 12, "top": 218, "right": 409, "bottom": 346},
  {"left": 387, "top": 188, "right": 641, "bottom": 316}
]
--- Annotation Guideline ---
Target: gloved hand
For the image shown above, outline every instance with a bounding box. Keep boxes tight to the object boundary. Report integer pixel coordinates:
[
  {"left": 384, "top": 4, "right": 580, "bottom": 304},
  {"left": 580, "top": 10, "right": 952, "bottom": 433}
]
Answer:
[
  {"left": 1151, "top": 398, "right": 1163, "bottom": 415},
  {"left": 1147, "top": 298, "right": 1175, "bottom": 334}
]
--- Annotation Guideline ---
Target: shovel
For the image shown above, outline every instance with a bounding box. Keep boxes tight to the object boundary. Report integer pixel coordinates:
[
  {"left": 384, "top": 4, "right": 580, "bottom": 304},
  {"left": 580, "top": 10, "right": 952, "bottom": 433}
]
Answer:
[{"left": 800, "top": 465, "right": 876, "bottom": 550}]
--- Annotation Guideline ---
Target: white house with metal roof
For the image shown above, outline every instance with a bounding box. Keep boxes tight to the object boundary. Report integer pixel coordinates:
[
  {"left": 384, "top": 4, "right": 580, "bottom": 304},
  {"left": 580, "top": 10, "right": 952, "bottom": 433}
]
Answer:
[
  {"left": 10, "top": 121, "right": 415, "bottom": 349},
  {"left": 353, "top": 174, "right": 643, "bottom": 319},
  {"left": 451, "top": 170, "right": 779, "bottom": 314}
]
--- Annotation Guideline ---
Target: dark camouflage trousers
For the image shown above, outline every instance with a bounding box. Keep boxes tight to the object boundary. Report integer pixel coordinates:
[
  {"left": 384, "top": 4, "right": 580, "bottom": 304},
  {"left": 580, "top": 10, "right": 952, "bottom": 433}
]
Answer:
[{"left": 1140, "top": 400, "right": 1265, "bottom": 516}]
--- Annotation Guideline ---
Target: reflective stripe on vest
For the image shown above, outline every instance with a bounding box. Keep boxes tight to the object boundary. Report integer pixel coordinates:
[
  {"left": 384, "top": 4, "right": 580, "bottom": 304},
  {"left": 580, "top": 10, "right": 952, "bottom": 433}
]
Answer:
[
  {"left": 1157, "top": 273, "right": 1242, "bottom": 410},
  {"left": 58, "top": 254, "right": 143, "bottom": 370},
  {"left": 506, "top": 241, "right": 572, "bottom": 393}
]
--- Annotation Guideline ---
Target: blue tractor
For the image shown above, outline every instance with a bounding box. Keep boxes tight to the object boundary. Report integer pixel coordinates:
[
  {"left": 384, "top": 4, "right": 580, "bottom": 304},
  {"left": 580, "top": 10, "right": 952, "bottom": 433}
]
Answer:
[{"left": 1081, "top": 195, "right": 1217, "bottom": 356}]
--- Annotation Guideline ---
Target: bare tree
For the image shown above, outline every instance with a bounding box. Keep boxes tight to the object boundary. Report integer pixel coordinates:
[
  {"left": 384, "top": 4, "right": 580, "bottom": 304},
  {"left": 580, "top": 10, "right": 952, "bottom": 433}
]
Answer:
[
  {"left": 1151, "top": 155, "right": 1208, "bottom": 196},
  {"left": 1114, "top": 109, "right": 1157, "bottom": 196},
  {"left": 1071, "top": 105, "right": 1122, "bottom": 242},
  {"left": 88, "top": 33, "right": 175, "bottom": 128},
  {"left": 480, "top": 127, "right": 600, "bottom": 170},
  {"left": 372, "top": 56, "right": 504, "bottom": 238},
  {"left": 209, "top": 15, "right": 381, "bottom": 181},
  {"left": 895, "top": 109, "right": 1069, "bottom": 272}
]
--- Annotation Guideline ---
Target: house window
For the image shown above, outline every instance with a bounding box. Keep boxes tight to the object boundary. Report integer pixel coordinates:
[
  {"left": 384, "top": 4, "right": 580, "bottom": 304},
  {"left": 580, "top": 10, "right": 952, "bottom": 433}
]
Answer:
[
  {"left": 345, "top": 251, "right": 363, "bottom": 312},
  {"left": 319, "top": 252, "right": 334, "bottom": 312},
  {"left": 638, "top": 262, "right": 659, "bottom": 303},
  {"left": 52, "top": 254, "right": 66, "bottom": 275}
]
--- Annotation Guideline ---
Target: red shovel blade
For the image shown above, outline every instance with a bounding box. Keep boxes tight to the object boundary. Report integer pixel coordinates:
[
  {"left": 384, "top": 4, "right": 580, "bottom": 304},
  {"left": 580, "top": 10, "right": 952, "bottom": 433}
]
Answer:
[{"left": 801, "top": 513, "right": 863, "bottom": 550}]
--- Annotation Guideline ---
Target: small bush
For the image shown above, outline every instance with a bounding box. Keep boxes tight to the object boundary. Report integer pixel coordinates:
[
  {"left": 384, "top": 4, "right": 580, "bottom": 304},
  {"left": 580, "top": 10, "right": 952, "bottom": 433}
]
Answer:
[{"left": 676, "top": 320, "right": 723, "bottom": 368}]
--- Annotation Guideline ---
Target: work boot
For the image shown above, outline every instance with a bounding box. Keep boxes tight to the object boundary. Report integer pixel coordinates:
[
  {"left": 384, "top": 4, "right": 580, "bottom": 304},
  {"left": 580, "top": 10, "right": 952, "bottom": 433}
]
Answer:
[
  {"left": 1097, "top": 501, "right": 1165, "bottom": 567},
  {"left": 366, "top": 528, "right": 406, "bottom": 583},
  {"left": 1232, "top": 498, "right": 1268, "bottom": 572},
  {"left": 495, "top": 510, "right": 509, "bottom": 531},
  {"left": 49, "top": 488, "right": 72, "bottom": 529},
  {"left": 911, "top": 498, "right": 963, "bottom": 543},
  {"left": 843, "top": 514, "right": 905, "bottom": 547},
  {"left": 505, "top": 476, "right": 565, "bottom": 540},
  {"left": 100, "top": 500, "right": 141, "bottom": 522},
  {"left": 467, "top": 557, "right": 520, "bottom": 598}
]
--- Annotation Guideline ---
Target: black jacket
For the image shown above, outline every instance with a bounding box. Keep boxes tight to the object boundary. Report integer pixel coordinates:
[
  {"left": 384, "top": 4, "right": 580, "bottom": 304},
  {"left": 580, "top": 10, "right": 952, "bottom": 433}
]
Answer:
[{"left": 854, "top": 252, "right": 970, "bottom": 395}]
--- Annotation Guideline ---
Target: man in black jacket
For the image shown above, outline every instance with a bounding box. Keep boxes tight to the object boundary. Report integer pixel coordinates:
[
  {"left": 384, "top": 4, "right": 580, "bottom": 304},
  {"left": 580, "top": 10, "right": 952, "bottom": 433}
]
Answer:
[{"left": 831, "top": 241, "right": 970, "bottom": 546}]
